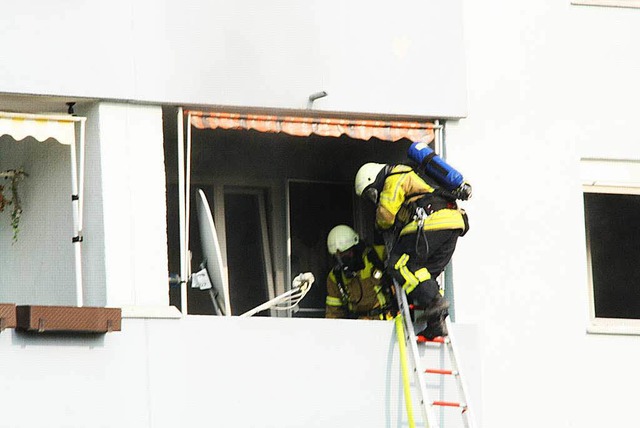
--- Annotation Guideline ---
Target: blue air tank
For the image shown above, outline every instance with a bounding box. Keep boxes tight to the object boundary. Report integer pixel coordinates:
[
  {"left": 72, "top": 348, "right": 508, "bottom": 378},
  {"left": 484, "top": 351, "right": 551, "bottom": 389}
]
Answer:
[{"left": 407, "top": 142, "right": 464, "bottom": 191}]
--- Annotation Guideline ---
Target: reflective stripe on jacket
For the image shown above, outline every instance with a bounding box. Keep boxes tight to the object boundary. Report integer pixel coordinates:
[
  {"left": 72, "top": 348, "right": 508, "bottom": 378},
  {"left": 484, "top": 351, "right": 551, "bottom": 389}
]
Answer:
[
  {"left": 325, "top": 245, "right": 390, "bottom": 319},
  {"left": 376, "top": 165, "right": 466, "bottom": 235}
]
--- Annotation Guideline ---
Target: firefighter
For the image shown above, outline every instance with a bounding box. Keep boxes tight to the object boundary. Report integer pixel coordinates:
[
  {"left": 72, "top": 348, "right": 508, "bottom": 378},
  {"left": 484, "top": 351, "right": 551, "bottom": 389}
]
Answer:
[
  {"left": 325, "top": 225, "right": 394, "bottom": 320},
  {"left": 354, "top": 162, "right": 470, "bottom": 339}
]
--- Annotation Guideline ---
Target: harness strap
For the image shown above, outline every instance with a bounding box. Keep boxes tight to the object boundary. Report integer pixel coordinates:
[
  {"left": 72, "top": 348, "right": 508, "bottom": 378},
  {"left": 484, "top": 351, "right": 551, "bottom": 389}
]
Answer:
[
  {"left": 333, "top": 248, "right": 392, "bottom": 316},
  {"left": 332, "top": 266, "right": 351, "bottom": 306}
]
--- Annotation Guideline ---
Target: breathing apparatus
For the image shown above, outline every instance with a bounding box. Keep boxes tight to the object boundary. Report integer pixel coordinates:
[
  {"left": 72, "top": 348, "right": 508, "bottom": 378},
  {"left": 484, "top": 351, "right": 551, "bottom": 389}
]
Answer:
[
  {"left": 407, "top": 142, "right": 472, "bottom": 201},
  {"left": 327, "top": 225, "right": 366, "bottom": 278},
  {"left": 335, "top": 242, "right": 366, "bottom": 278}
]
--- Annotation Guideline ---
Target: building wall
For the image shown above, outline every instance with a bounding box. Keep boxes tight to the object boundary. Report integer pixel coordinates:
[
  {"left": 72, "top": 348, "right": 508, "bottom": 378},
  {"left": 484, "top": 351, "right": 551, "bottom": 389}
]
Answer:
[
  {"left": 0, "top": 0, "right": 467, "bottom": 118},
  {"left": 1, "top": 1, "right": 639, "bottom": 427},
  {"left": 444, "top": 2, "right": 640, "bottom": 427},
  {"left": 78, "top": 103, "right": 169, "bottom": 308},
  {"left": 0, "top": 317, "right": 480, "bottom": 428}
]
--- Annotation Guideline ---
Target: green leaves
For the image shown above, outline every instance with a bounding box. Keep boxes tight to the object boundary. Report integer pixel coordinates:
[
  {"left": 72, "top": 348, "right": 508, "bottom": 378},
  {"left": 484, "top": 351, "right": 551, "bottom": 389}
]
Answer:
[{"left": 1, "top": 168, "right": 27, "bottom": 243}]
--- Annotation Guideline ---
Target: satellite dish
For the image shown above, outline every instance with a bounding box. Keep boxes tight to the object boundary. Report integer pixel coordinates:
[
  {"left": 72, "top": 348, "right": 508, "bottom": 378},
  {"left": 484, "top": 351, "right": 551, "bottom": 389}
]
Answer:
[{"left": 195, "top": 189, "right": 231, "bottom": 316}]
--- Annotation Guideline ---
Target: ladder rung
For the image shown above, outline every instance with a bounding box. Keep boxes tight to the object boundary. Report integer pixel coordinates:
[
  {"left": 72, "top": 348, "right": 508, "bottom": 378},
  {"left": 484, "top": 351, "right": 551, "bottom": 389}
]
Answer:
[
  {"left": 425, "top": 368, "right": 455, "bottom": 375},
  {"left": 417, "top": 335, "right": 445, "bottom": 343},
  {"left": 432, "top": 400, "right": 465, "bottom": 408}
]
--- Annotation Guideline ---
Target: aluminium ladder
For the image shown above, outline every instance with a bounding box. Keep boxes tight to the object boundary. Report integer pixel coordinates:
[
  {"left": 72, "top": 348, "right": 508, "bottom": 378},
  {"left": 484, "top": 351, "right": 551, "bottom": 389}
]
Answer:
[{"left": 394, "top": 281, "right": 477, "bottom": 428}]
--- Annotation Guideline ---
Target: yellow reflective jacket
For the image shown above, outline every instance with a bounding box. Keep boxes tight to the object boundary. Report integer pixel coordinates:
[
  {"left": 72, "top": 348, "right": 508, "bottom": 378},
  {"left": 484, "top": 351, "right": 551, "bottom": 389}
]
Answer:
[
  {"left": 325, "top": 245, "right": 392, "bottom": 320},
  {"left": 376, "top": 165, "right": 467, "bottom": 236}
]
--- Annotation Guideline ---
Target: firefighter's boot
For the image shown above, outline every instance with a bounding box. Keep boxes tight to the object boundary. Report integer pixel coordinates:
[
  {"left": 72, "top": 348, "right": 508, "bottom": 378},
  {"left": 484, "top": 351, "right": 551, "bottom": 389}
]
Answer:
[{"left": 417, "top": 294, "right": 449, "bottom": 339}]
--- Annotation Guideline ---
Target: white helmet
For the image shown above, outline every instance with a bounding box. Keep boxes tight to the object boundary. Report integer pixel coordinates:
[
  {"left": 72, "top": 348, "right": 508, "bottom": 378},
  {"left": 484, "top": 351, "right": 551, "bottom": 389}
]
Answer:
[
  {"left": 355, "top": 163, "right": 386, "bottom": 197},
  {"left": 327, "top": 225, "right": 360, "bottom": 255}
]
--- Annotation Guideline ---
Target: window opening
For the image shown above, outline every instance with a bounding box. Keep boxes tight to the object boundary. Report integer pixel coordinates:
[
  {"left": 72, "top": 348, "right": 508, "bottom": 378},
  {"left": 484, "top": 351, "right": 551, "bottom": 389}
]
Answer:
[
  {"left": 224, "top": 188, "right": 273, "bottom": 316},
  {"left": 288, "top": 180, "right": 354, "bottom": 318},
  {"left": 584, "top": 188, "right": 640, "bottom": 320},
  {"left": 164, "top": 106, "right": 443, "bottom": 317}
]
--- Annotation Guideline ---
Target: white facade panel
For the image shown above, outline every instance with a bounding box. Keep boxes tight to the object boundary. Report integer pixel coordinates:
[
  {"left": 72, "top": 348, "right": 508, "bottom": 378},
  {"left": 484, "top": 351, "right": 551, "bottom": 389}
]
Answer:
[
  {"left": 0, "top": 0, "right": 468, "bottom": 118},
  {"left": 0, "top": 1, "right": 639, "bottom": 427},
  {"left": 442, "top": 1, "right": 640, "bottom": 427},
  {"left": 91, "top": 103, "right": 169, "bottom": 308},
  {"left": 0, "top": 317, "right": 481, "bottom": 428}
]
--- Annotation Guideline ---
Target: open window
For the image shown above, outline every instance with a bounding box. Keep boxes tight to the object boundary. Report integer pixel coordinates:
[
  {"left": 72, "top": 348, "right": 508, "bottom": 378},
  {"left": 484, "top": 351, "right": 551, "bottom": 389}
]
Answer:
[
  {"left": 582, "top": 158, "right": 640, "bottom": 334},
  {"left": 164, "top": 107, "right": 442, "bottom": 317}
]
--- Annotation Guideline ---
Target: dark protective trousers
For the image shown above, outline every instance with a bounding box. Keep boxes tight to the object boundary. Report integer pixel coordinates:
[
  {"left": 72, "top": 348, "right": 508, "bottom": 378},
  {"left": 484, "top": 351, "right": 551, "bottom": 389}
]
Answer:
[{"left": 387, "top": 229, "right": 461, "bottom": 307}]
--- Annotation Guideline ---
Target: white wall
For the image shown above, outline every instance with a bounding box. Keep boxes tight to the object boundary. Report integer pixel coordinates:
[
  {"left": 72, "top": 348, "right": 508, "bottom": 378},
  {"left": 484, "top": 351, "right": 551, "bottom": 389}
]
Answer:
[
  {"left": 0, "top": 0, "right": 467, "bottom": 118},
  {"left": 0, "top": 137, "right": 76, "bottom": 305},
  {"left": 0, "top": 317, "right": 480, "bottom": 428},
  {"left": 3, "top": 1, "right": 640, "bottom": 427},
  {"left": 443, "top": 1, "right": 640, "bottom": 427},
  {"left": 79, "top": 103, "right": 169, "bottom": 308}
]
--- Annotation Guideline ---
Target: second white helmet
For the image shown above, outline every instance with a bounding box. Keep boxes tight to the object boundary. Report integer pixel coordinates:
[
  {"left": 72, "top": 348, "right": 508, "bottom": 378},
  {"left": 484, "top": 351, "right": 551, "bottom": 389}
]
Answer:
[
  {"left": 327, "top": 225, "right": 360, "bottom": 255},
  {"left": 354, "top": 163, "right": 386, "bottom": 197}
]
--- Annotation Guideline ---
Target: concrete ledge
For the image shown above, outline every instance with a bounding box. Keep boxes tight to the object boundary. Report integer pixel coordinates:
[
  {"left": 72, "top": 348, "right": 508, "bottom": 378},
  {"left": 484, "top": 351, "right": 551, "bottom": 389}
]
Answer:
[{"left": 121, "top": 305, "right": 182, "bottom": 319}]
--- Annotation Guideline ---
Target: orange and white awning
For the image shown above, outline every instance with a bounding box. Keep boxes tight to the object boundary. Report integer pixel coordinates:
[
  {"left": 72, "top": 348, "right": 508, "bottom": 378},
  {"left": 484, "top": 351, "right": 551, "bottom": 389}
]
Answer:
[{"left": 187, "top": 111, "right": 436, "bottom": 144}]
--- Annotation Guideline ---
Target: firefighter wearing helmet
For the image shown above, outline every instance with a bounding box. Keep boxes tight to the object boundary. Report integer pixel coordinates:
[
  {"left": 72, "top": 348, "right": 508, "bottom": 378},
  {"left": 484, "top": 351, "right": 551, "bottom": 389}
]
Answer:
[
  {"left": 354, "top": 154, "right": 470, "bottom": 339},
  {"left": 325, "top": 225, "right": 394, "bottom": 320}
]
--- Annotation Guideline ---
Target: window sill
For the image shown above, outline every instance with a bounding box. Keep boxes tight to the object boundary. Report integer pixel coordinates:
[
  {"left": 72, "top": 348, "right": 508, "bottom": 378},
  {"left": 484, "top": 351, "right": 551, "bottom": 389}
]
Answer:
[
  {"left": 572, "top": 0, "right": 640, "bottom": 8},
  {"left": 587, "top": 318, "right": 640, "bottom": 335}
]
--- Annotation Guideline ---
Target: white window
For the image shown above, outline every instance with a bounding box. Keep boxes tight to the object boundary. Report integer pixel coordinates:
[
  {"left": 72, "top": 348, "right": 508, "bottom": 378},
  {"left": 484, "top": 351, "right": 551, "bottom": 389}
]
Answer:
[{"left": 582, "top": 158, "right": 640, "bottom": 334}]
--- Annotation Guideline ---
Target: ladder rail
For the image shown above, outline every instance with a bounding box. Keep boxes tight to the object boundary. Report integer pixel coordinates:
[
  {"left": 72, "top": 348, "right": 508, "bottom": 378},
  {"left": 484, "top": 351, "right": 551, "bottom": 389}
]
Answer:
[
  {"left": 394, "top": 281, "right": 439, "bottom": 428},
  {"left": 443, "top": 317, "right": 477, "bottom": 428},
  {"left": 395, "top": 282, "right": 478, "bottom": 428}
]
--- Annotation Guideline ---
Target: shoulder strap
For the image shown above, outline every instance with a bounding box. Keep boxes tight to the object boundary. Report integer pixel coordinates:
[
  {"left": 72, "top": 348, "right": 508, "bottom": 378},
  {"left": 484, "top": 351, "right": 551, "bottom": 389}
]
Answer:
[
  {"left": 409, "top": 167, "right": 462, "bottom": 202},
  {"left": 332, "top": 266, "right": 350, "bottom": 304},
  {"left": 364, "top": 246, "right": 385, "bottom": 272}
]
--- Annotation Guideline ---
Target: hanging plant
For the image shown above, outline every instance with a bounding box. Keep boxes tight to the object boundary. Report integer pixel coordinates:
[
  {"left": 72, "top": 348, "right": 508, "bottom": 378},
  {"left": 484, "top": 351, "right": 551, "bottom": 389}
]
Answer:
[{"left": 0, "top": 168, "right": 28, "bottom": 243}]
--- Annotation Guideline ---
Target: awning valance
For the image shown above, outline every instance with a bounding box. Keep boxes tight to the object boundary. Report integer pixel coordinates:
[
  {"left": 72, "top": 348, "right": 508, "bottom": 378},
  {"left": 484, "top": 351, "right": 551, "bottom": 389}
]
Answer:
[
  {"left": 188, "top": 111, "right": 435, "bottom": 144},
  {"left": 0, "top": 112, "right": 77, "bottom": 146}
]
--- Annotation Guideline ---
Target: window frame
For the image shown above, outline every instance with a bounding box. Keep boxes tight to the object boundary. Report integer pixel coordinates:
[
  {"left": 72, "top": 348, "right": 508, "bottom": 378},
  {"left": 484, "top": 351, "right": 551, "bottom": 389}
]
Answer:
[
  {"left": 583, "top": 184, "right": 640, "bottom": 335},
  {"left": 204, "top": 181, "right": 279, "bottom": 316}
]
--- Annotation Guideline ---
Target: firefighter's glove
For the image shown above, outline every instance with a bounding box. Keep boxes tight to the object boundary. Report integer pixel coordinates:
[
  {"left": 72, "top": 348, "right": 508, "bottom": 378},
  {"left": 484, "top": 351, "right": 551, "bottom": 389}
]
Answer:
[{"left": 292, "top": 272, "right": 315, "bottom": 291}]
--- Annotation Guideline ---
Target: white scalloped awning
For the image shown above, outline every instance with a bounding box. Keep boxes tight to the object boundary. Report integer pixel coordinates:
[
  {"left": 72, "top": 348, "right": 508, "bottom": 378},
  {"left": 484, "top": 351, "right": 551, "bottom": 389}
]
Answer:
[{"left": 0, "top": 112, "right": 76, "bottom": 145}]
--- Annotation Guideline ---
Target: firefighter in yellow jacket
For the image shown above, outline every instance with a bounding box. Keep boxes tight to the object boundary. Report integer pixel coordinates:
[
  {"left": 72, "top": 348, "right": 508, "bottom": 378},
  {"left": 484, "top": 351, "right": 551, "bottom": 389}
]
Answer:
[
  {"left": 325, "top": 225, "right": 394, "bottom": 320},
  {"left": 354, "top": 162, "right": 470, "bottom": 338}
]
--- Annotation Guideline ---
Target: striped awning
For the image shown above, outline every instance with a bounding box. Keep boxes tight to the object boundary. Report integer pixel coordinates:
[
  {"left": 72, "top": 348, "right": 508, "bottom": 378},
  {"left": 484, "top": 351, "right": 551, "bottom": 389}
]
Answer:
[
  {"left": 0, "top": 113, "right": 76, "bottom": 145},
  {"left": 188, "top": 111, "right": 435, "bottom": 144}
]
